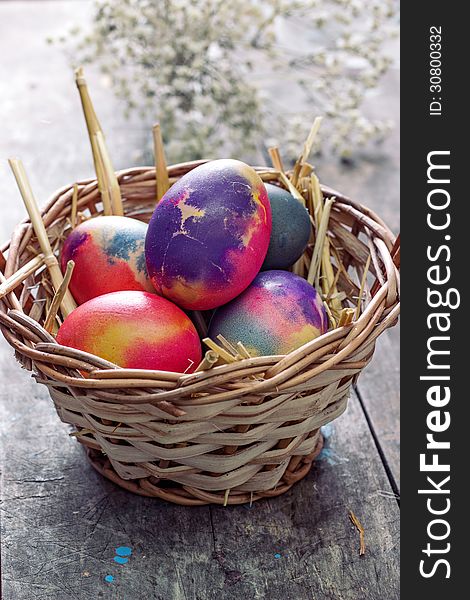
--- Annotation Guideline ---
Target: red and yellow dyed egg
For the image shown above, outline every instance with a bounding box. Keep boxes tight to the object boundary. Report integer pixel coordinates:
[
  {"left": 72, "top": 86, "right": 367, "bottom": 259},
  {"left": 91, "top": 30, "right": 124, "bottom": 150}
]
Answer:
[
  {"left": 61, "top": 216, "right": 154, "bottom": 305},
  {"left": 145, "top": 159, "right": 272, "bottom": 310},
  {"left": 208, "top": 270, "right": 328, "bottom": 356},
  {"left": 56, "top": 291, "right": 202, "bottom": 373}
]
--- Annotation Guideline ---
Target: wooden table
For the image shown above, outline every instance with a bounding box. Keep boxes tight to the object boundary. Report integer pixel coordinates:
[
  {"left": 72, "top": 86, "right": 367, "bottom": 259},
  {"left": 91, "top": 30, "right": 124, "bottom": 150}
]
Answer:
[{"left": 0, "top": 2, "right": 400, "bottom": 598}]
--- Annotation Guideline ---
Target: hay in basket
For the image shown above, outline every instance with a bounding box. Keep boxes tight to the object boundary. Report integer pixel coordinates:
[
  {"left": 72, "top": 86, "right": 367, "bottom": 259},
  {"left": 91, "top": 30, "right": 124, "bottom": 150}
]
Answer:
[{"left": 0, "top": 72, "right": 400, "bottom": 506}]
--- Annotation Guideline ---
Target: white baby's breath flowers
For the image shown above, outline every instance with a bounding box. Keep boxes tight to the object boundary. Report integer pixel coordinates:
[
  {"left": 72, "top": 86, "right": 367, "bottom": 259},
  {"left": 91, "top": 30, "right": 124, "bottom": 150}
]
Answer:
[{"left": 64, "top": 0, "right": 398, "bottom": 163}]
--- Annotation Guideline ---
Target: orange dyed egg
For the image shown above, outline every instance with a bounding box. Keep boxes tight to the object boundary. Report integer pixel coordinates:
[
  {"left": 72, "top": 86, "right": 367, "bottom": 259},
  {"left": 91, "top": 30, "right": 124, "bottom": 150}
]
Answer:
[
  {"left": 56, "top": 291, "right": 202, "bottom": 373},
  {"left": 61, "top": 216, "right": 154, "bottom": 305}
]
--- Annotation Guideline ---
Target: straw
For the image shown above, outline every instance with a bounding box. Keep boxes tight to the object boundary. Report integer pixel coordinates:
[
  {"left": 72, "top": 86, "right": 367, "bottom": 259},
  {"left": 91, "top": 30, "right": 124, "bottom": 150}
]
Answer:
[
  {"left": 195, "top": 350, "right": 219, "bottom": 373},
  {"left": 70, "top": 184, "right": 79, "bottom": 229},
  {"left": 153, "top": 123, "right": 170, "bottom": 202},
  {"left": 94, "top": 131, "right": 123, "bottom": 216},
  {"left": 216, "top": 334, "right": 241, "bottom": 359},
  {"left": 307, "top": 174, "right": 342, "bottom": 317},
  {"left": 291, "top": 117, "right": 322, "bottom": 187},
  {"left": 0, "top": 271, "right": 24, "bottom": 312},
  {"left": 268, "top": 146, "right": 285, "bottom": 173},
  {"left": 44, "top": 260, "right": 75, "bottom": 333},
  {"left": 236, "top": 342, "right": 252, "bottom": 360},
  {"left": 349, "top": 510, "right": 366, "bottom": 556},
  {"left": 308, "top": 196, "right": 335, "bottom": 288},
  {"left": 278, "top": 172, "right": 306, "bottom": 206},
  {"left": 338, "top": 308, "right": 355, "bottom": 327},
  {"left": 74, "top": 67, "right": 123, "bottom": 216},
  {"left": 8, "top": 159, "right": 76, "bottom": 317},
  {"left": 203, "top": 337, "right": 237, "bottom": 364},
  {"left": 0, "top": 253, "right": 45, "bottom": 300}
]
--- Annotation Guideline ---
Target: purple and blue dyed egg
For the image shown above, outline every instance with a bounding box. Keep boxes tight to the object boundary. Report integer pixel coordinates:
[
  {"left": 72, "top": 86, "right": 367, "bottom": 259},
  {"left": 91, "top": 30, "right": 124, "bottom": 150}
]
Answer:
[
  {"left": 208, "top": 270, "right": 328, "bottom": 356},
  {"left": 262, "top": 183, "right": 311, "bottom": 270},
  {"left": 145, "top": 159, "right": 272, "bottom": 310}
]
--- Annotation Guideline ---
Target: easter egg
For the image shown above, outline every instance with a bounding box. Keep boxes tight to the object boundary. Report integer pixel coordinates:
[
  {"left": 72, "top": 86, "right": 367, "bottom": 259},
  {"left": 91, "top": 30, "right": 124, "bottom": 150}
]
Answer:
[
  {"left": 56, "top": 291, "right": 202, "bottom": 373},
  {"left": 262, "top": 183, "right": 311, "bottom": 270},
  {"left": 208, "top": 270, "right": 327, "bottom": 356},
  {"left": 145, "top": 159, "right": 272, "bottom": 310},
  {"left": 61, "top": 216, "right": 154, "bottom": 305}
]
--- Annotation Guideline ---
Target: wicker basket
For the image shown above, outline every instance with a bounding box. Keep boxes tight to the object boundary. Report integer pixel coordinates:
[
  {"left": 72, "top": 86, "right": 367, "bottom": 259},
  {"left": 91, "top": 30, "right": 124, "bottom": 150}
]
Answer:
[{"left": 0, "top": 160, "right": 400, "bottom": 506}]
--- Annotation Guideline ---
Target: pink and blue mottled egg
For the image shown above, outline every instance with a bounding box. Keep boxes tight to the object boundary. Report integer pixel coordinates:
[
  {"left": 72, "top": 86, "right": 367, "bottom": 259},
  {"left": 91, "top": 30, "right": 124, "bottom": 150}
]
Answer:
[
  {"left": 61, "top": 216, "right": 154, "bottom": 305},
  {"left": 145, "top": 159, "right": 272, "bottom": 310},
  {"left": 56, "top": 291, "right": 202, "bottom": 373},
  {"left": 208, "top": 270, "right": 328, "bottom": 356}
]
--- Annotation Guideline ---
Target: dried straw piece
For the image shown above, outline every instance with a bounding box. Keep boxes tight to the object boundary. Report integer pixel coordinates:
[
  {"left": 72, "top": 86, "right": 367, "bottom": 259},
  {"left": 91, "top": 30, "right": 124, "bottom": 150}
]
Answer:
[
  {"left": 278, "top": 172, "right": 305, "bottom": 206},
  {"left": 236, "top": 342, "right": 252, "bottom": 360},
  {"left": 74, "top": 67, "right": 122, "bottom": 216},
  {"left": 308, "top": 196, "right": 335, "bottom": 288},
  {"left": 323, "top": 300, "right": 337, "bottom": 330},
  {"left": 268, "top": 146, "right": 285, "bottom": 173},
  {"left": 325, "top": 266, "right": 342, "bottom": 303},
  {"left": 216, "top": 334, "right": 241, "bottom": 359},
  {"left": 299, "top": 163, "right": 314, "bottom": 179},
  {"left": 70, "top": 184, "right": 78, "bottom": 229},
  {"left": 0, "top": 271, "right": 23, "bottom": 312},
  {"left": 0, "top": 254, "right": 45, "bottom": 300},
  {"left": 349, "top": 510, "right": 366, "bottom": 556},
  {"left": 75, "top": 68, "right": 110, "bottom": 214},
  {"left": 308, "top": 174, "right": 342, "bottom": 317},
  {"left": 44, "top": 260, "right": 75, "bottom": 333},
  {"left": 195, "top": 350, "right": 219, "bottom": 373},
  {"left": 94, "top": 132, "right": 123, "bottom": 216},
  {"left": 203, "top": 337, "right": 237, "bottom": 364},
  {"left": 8, "top": 309, "right": 56, "bottom": 343},
  {"left": 291, "top": 117, "right": 322, "bottom": 187},
  {"left": 153, "top": 123, "right": 170, "bottom": 201},
  {"left": 338, "top": 308, "right": 355, "bottom": 327},
  {"left": 8, "top": 159, "right": 76, "bottom": 317}
]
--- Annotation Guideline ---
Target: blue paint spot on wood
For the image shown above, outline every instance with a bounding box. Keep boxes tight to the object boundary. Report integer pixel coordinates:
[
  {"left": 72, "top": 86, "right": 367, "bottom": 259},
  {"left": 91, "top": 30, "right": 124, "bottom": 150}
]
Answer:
[
  {"left": 105, "top": 575, "right": 114, "bottom": 583},
  {"left": 274, "top": 553, "right": 282, "bottom": 559},
  {"left": 115, "top": 546, "right": 132, "bottom": 557},
  {"left": 114, "top": 556, "right": 129, "bottom": 564}
]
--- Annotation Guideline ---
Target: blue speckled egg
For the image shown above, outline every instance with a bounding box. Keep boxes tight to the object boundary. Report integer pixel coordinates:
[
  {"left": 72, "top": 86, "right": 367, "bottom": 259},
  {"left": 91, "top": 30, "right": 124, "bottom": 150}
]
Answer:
[{"left": 262, "top": 183, "right": 311, "bottom": 270}]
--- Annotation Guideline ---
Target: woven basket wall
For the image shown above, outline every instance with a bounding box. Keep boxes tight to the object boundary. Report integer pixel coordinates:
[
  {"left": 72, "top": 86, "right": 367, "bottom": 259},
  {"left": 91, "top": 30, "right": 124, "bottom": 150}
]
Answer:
[{"left": 0, "top": 160, "right": 400, "bottom": 506}]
